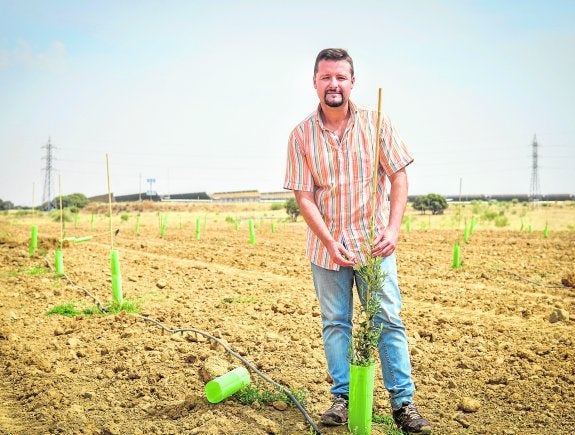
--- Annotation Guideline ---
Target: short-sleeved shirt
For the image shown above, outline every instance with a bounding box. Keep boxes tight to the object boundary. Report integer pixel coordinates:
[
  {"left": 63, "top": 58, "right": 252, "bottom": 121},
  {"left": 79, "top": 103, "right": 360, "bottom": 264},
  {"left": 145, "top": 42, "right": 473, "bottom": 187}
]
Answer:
[{"left": 283, "top": 101, "right": 413, "bottom": 270}]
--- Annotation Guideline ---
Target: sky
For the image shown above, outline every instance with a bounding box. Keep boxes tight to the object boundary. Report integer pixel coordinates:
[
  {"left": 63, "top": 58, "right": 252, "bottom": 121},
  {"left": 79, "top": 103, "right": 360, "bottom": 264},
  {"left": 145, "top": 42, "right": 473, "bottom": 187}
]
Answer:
[{"left": 1, "top": 0, "right": 574, "bottom": 207}]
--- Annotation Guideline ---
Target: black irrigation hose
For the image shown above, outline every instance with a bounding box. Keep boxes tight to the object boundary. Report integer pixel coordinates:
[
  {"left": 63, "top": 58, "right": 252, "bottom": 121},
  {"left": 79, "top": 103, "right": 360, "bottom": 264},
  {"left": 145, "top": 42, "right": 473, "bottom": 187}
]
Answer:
[
  {"left": 139, "top": 316, "right": 322, "bottom": 435},
  {"left": 44, "top": 254, "right": 109, "bottom": 313},
  {"left": 490, "top": 264, "right": 568, "bottom": 289},
  {"left": 42, "top": 252, "right": 322, "bottom": 434}
]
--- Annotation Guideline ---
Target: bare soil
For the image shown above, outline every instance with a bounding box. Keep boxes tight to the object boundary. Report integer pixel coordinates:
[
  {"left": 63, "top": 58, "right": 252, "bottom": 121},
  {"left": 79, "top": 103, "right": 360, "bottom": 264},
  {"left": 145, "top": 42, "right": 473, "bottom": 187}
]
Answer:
[{"left": 0, "top": 203, "right": 574, "bottom": 434}]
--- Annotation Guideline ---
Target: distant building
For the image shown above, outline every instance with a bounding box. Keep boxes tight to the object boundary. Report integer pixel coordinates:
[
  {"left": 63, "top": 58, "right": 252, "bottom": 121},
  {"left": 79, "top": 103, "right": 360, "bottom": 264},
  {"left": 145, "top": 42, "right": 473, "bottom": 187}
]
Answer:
[
  {"left": 260, "top": 191, "right": 294, "bottom": 202},
  {"left": 210, "top": 190, "right": 261, "bottom": 202}
]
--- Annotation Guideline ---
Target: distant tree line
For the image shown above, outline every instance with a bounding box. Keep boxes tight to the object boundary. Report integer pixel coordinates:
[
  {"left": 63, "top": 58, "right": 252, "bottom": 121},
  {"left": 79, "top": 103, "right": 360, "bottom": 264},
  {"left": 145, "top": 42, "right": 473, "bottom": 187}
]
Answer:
[
  {"left": 0, "top": 199, "right": 14, "bottom": 210},
  {"left": 412, "top": 193, "right": 448, "bottom": 215},
  {"left": 39, "top": 193, "right": 89, "bottom": 211}
]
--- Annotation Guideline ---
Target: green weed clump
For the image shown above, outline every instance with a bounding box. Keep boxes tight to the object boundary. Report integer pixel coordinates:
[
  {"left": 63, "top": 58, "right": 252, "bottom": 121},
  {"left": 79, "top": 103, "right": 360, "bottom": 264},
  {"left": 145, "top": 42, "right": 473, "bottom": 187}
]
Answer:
[
  {"left": 107, "top": 299, "right": 141, "bottom": 314},
  {"left": 494, "top": 215, "right": 509, "bottom": 227},
  {"left": 46, "top": 299, "right": 140, "bottom": 317},
  {"left": 372, "top": 413, "right": 403, "bottom": 434},
  {"left": 481, "top": 209, "right": 498, "bottom": 221},
  {"left": 46, "top": 303, "right": 101, "bottom": 317},
  {"left": 24, "top": 266, "right": 48, "bottom": 275},
  {"left": 233, "top": 382, "right": 307, "bottom": 408},
  {"left": 49, "top": 209, "right": 73, "bottom": 222},
  {"left": 221, "top": 297, "right": 256, "bottom": 304}
]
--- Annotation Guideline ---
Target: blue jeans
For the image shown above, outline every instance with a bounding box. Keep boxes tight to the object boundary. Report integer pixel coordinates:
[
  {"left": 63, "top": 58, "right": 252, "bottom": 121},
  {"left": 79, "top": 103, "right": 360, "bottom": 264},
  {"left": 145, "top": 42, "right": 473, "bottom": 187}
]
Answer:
[{"left": 311, "top": 253, "right": 415, "bottom": 410}]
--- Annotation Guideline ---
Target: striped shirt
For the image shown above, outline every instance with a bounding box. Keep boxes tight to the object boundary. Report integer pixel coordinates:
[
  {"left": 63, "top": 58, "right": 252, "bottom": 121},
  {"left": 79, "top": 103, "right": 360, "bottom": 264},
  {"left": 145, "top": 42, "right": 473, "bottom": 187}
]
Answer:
[{"left": 284, "top": 101, "right": 413, "bottom": 270}]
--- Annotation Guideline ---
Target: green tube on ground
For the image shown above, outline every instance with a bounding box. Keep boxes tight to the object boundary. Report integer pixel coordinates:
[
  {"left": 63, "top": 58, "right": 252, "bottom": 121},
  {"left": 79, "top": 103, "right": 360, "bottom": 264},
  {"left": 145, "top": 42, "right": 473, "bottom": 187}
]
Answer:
[
  {"left": 205, "top": 367, "right": 251, "bottom": 404},
  {"left": 543, "top": 223, "right": 549, "bottom": 238},
  {"left": 110, "top": 249, "right": 124, "bottom": 305},
  {"left": 235, "top": 219, "right": 240, "bottom": 231},
  {"left": 271, "top": 222, "right": 276, "bottom": 233},
  {"left": 91, "top": 212, "right": 95, "bottom": 230},
  {"left": 196, "top": 217, "right": 201, "bottom": 240},
  {"left": 55, "top": 249, "right": 64, "bottom": 275},
  {"left": 452, "top": 242, "right": 461, "bottom": 269},
  {"left": 74, "top": 236, "right": 92, "bottom": 243},
  {"left": 520, "top": 217, "right": 524, "bottom": 232},
  {"left": 348, "top": 363, "right": 375, "bottom": 435},
  {"left": 29, "top": 225, "right": 38, "bottom": 257},
  {"left": 406, "top": 217, "right": 411, "bottom": 234},
  {"left": 463, "top": 225, "right": 470, "bottom": 243}
]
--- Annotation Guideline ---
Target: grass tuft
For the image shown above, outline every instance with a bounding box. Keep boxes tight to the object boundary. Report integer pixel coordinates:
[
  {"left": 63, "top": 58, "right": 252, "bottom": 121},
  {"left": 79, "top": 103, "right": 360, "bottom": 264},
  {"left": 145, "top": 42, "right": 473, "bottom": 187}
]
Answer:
[
  {"left": 25, "top": 266, "right": 48, "bottom": 275},
  {"left": 46, "top": 299, "right": 140, "bottom": 317},
  {"left": 372, "top": 413, "right": 403, "bottom": 434},
  {"left": 106, "top": 299, "right": 141, "bottom": 314},
  {"left": 233, "top": 382, "right": 307, "bottom": 408},
  {"left": 221, "top": 296, "right": 256, "bottom": 304},
  {"left": 46, "top": 304, "right": 82, "bottom": 317}
]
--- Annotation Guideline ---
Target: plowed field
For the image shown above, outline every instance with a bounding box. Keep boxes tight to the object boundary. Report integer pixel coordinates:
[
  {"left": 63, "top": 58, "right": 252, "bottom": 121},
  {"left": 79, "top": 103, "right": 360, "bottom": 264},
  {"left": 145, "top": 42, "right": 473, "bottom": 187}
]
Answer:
[{"left": 1, "top": 202, "right": 574, "bottom": 434}]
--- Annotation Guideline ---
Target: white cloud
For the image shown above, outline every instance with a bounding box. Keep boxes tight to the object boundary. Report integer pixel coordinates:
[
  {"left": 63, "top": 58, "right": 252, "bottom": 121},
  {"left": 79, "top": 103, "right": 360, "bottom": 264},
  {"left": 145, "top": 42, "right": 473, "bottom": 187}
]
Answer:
[{"left": 0, "top": 39, "right": 68, "bottom": 72}]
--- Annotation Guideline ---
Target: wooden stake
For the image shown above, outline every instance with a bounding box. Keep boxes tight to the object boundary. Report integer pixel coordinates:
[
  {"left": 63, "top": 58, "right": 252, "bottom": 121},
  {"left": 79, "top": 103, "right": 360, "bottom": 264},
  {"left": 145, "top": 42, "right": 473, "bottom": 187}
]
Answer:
[
  {"left": 59, "top": 175, "right": 63, "bottom": 248},
  {"left": 370, "top": 88, "right": 383, "bottom": 234},
  {"left": 32, "top": 182, "right": 35, "bottom": 215},
  {"left": 458, "top": 177, "right": 462, "bottom": 227},
  {"left": 106, "top": 154, "right": 114, "bottom": 250}
]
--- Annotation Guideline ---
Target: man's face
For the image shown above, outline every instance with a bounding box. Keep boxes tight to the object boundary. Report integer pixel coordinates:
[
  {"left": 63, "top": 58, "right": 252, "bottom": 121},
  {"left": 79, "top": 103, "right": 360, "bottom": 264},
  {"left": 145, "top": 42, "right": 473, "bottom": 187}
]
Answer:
[{"left": 313, "top": 59, "right": 355, "bottom": 108}]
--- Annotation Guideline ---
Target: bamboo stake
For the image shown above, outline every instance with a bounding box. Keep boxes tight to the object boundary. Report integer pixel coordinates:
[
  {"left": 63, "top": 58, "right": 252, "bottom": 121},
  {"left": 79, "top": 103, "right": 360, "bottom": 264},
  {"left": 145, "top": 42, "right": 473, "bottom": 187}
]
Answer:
[
  {"left": 32, "top": 182, "right": 35, "bottom": 215},
  {"left": 370, "top": 88, "right": 383, "bottom": 234},
  {"left": 59, "top": 175, "right": 64, "bottom": 248},
  {"left": 106, "top": 154, "right": 114, "bottom": 250}
]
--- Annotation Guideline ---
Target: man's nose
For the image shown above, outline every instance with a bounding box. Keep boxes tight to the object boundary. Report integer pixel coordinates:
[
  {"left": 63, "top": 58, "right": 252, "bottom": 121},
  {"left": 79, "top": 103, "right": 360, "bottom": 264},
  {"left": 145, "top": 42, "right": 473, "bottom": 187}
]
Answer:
[{"left": 328, "top": 77, "right": 339, "bottom": 88}]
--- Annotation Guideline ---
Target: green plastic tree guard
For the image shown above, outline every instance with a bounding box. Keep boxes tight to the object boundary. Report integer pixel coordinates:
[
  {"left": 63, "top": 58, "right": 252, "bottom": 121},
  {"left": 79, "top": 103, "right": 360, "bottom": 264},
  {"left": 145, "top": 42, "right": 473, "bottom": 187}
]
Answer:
[
  {"left": 452, "top": 242, "right": 461, "bottom": 269},
  {"left": 248, "top": 219, "right": 255, "bottom": 245},
  {"left": 348, "top": 363, "right": 375, "bottom": 435},
  {"left": 110, "top": 249, "right": 124, "bottom": 305},
  {"left": 55, "top": 249, "right": 64, "bottom": 275},
  {"left": 29, "top": 225, "right": 38, "bottom": 257}
]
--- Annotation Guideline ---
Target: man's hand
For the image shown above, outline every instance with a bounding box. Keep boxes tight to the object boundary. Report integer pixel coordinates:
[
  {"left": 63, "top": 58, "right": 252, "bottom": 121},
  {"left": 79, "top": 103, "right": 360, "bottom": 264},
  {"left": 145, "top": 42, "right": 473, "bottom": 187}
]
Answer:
[
  {"left": 327, "top": 240, "right": 357, "bottom": 267},
  {"left": 371, "top": 226, "right": 399, "bottom": 258}
]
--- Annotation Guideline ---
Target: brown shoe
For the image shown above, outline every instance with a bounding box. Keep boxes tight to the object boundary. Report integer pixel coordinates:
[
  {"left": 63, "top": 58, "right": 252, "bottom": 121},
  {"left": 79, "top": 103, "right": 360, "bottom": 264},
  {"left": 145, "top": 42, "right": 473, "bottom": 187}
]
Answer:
[
  {"left": 392, "top": 402, "right": 432, "bottom": 434},
  {"left": 320, "top": 395, "right": 348, "bottom": 426}
]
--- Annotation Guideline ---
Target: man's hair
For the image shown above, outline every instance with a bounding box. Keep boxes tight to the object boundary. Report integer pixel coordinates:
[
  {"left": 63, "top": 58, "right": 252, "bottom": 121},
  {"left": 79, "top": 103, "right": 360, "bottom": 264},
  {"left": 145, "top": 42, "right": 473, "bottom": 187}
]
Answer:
[{"left": 314, "top": 48, "right": 354, "bottom": 77}]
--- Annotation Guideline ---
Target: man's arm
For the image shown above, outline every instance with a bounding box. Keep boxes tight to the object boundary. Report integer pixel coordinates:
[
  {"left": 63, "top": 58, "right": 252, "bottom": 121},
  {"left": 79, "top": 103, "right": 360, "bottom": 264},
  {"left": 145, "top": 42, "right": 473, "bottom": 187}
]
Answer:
[
  {"left": 372, "top": 167, "right": 409, "bottom": 258},
  {"left": 294, "top": 190, "right": 357, "bottom": 267}
]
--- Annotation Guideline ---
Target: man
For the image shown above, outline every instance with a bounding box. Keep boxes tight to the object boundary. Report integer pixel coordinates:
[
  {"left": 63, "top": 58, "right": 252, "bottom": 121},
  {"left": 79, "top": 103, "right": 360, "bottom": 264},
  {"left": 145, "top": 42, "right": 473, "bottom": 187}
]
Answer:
[{"left": 283, "top": 48, "right": 431, "bottom": 434}]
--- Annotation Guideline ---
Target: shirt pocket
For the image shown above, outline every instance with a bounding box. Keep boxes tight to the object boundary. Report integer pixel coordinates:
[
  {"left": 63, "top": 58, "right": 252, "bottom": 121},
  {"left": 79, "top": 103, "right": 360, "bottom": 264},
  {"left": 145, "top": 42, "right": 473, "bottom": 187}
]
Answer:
[
  {"left": 307, "top": 139, "right": 337, "bottom": 188},
  {"left": 348, "top": 130, "right": 374, "bottom": 182}
]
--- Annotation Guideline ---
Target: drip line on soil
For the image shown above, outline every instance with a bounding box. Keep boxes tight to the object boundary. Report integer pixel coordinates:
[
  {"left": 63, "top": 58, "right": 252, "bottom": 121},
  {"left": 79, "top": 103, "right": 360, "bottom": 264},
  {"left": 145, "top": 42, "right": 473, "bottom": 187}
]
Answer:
[
  {"left": 490, "top": 264, "right": 568, "bottom": 289},
  {"left": 42, "top": 251, "right": 322, "bottom": 435},
  {"left": 397, "top": 261, "right": 568, "bottom": 290}
]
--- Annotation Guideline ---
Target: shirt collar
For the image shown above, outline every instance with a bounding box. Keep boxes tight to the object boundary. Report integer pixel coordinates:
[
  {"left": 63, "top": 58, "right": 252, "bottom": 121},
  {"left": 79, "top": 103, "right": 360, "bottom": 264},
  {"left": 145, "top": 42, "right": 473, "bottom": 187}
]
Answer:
[{"left": 315, "top": 100, "right": 358, "bottom": 130}]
